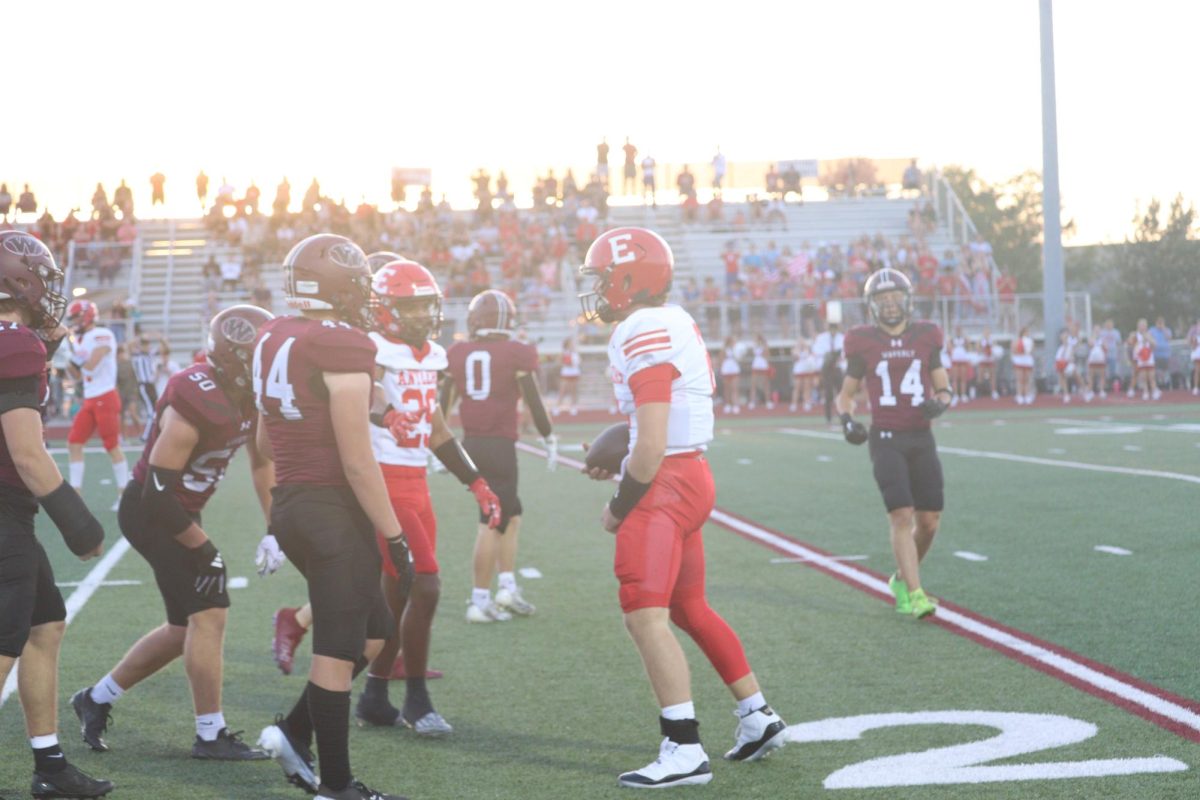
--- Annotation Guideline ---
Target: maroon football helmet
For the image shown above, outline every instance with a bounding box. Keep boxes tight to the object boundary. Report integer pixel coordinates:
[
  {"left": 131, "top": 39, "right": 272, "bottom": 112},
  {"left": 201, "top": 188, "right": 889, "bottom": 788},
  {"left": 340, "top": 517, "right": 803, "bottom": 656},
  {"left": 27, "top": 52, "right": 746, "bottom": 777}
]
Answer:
[
  {"left": 467, "top": 289, "right": 518, "bottom": 339},
  {"left": 0, "top": 231, "right": 66, "bottom": 339},
  {"left": 283, "top": 233, "right": 374, "bottom": 330},
  {"left": 207, "top": 304, "right": 274, "bottom": 396},
  {"left": 579, "top": 227, "right": 673, "bottom": 322},
  {"left": 367, "top": 250, "right": 406, "bottom": 272}
]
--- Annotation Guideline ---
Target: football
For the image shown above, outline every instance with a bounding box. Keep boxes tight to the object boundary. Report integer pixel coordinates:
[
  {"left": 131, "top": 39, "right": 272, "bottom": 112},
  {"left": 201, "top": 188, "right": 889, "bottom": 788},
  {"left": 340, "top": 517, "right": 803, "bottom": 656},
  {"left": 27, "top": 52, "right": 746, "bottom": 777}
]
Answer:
[{"left": 585, "top": 422, "right": 631, "bottom": 474}]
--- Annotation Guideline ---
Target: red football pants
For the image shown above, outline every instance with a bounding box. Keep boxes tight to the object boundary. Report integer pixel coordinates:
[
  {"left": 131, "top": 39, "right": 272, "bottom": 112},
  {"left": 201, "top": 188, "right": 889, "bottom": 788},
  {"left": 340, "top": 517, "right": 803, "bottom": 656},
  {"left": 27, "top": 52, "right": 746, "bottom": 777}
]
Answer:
[
  {"left": 67, "top": 390, "right": 122, "bottom": 450},
  {"left": 376, "top": 464, "right": 439, "bottom": 576}
]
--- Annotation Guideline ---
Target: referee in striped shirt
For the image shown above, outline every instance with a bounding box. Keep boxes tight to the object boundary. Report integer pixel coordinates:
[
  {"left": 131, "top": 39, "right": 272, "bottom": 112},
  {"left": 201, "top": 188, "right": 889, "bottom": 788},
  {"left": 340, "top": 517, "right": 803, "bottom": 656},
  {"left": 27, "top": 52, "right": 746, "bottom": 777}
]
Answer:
[{"left": 131, "top": 337, "right": 158, "bottom": 442}]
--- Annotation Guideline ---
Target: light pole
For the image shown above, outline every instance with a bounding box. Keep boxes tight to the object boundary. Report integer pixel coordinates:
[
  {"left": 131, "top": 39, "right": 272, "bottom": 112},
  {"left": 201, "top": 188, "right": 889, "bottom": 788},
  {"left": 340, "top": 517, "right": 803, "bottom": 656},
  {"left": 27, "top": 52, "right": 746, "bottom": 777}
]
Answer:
[{"left": 1039, "top": 0, "right": 1066, "bottom": 358}]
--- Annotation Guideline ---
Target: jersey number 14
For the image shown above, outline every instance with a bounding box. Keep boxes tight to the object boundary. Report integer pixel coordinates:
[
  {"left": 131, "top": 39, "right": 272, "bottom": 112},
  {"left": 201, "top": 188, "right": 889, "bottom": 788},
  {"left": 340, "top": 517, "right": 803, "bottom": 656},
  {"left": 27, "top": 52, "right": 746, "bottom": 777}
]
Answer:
[{"left": 876, "top": 359, "right": 924, "bottom": 406}]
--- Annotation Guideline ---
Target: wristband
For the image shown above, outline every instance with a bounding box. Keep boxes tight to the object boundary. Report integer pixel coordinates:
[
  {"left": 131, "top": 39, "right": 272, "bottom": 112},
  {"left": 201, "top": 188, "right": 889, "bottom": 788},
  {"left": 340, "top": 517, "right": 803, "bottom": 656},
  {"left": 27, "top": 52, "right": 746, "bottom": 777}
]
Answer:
[{"left": 608, "top": 470, "right": 652, "bottom": 520}]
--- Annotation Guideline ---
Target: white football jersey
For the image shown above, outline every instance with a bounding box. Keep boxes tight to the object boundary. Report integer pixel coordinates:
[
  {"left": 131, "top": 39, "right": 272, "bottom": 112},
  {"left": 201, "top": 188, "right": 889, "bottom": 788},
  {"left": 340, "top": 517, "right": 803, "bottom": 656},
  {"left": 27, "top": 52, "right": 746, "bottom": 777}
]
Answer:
[
  {"left": 72, "top": 327, "right": 118, "bottom": 398},
  {"left": 369, "top": 333, "right": 448, "bottom": 468},
  {"left": 608, "top": 304, "right": 715, "bottom": 456}
]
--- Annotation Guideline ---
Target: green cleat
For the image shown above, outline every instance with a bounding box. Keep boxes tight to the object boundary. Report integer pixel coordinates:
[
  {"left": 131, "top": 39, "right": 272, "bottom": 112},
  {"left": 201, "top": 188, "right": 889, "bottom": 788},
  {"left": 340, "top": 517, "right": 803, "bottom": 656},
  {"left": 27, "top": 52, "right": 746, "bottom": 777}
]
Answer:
[
  {"left": 888, "top": 573, "right": 911, "bottom": 614},
  {"left": 909, "top": 588, "right": 937, "bottom": 619}
]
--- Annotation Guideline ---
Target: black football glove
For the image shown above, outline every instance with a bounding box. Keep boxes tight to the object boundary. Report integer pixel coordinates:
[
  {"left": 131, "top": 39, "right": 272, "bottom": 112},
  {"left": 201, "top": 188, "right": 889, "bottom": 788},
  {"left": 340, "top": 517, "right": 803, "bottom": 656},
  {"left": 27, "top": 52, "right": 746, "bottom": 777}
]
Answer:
[
  {"left": 188, "top": 540, "right": 227, "bottom": 598},
  {"left": 840, "top": 413, "right": 868, "bottom": 445},
  {"left": 920, "top": 395, "right": 951, "bottom": 420},
  {"left": 384, "top": 534, "right": 415, "bottom": 595}
]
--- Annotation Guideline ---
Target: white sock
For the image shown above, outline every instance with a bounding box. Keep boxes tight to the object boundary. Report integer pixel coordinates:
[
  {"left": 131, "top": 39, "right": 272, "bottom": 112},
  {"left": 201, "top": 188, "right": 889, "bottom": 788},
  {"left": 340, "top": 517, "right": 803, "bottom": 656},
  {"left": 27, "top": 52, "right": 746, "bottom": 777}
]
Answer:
[
  {"left": 90, "top": 673, "right": 125, "bottom": 705},
  {"left": 30, "top": 733, "right": 59, "bottom": 750},
  {"left": 68, "top": 461, "right": 84, "bottom": 489},
  {"left": 112, "top": 459, "right": 129, "bottom": 490},
  {"left": 196, "top": 711, "right": 226, "bottom": 742},
  {"left": 497, "top": 571, "right": 517, "bottom": 594},
  {"left": 661, "top": 701, "right": 696, "bottom": 721},
  {"left": 472, "top": 588, "right": 491, "bottom": 610},
  {"left": 737, "top": 691, "right": 766, "bottom": 716}
]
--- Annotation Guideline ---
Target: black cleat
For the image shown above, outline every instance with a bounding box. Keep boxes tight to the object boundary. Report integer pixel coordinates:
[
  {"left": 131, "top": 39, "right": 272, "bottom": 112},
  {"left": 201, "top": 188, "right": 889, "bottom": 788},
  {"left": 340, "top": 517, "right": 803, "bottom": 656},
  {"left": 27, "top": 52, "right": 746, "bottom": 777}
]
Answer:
[
  {"left": 315, "top": 779, "right": 407, "bottom": 800},
  {"left": 31, "top": 762, "right": 114, "bottom": 798},
  {"left": 192, "top": 728, "right": 271, "bottom": 760},
  {"left": 354, "top": 693, "right": 400, "bottom": 727},
  {"left": 70, "top": 688, "right": 112, "bottom": 752}
]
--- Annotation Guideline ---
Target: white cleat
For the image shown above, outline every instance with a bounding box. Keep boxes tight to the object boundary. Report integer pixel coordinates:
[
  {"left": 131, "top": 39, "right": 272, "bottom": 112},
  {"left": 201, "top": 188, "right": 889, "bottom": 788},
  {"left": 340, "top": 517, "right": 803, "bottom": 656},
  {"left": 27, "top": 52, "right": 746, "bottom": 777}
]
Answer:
[
  {"left": 465, "top": 601, "right": 512, "bottom": 623},
  {"left": 1152, "top": 389, "right": 1162, "bottom": 400},
  {"left": 494, "top": 587, "right": 536, "bottom": 616},
  {"left": 618, "top": 739, "right": 713, "bottom": 788},
  {"left": 258, "top": 721, "right": 319, "bottom": 794},
  {"left": 402, "top": 710, "right": 453, "bottom": 737},
  {"left": 724, "top": 705, "right": 788, "bottom": 762}
]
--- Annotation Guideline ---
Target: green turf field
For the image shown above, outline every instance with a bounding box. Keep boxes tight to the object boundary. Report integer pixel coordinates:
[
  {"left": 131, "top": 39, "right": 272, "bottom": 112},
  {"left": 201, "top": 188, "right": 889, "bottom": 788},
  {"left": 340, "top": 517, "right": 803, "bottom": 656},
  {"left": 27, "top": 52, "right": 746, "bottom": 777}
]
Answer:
[{"left": 2, "top": 402, "right": 1198, "bottom": 798}]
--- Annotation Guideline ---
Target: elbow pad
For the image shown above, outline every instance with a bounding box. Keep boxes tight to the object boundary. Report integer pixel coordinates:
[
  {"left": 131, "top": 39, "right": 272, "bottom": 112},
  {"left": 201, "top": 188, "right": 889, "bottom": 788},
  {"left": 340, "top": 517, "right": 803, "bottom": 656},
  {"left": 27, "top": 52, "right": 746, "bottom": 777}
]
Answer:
[
  {"left": 433, "top": 438, "right": 480, "bottom": 486},
  {"left": 141, "top": 466, "right": 195, "bottom": 539},
  {"left": 38, "top": 481, "right": 105, "bottom": 556},
  {"left": 517, "top": 374, "right": 553, "bottom": 438}
]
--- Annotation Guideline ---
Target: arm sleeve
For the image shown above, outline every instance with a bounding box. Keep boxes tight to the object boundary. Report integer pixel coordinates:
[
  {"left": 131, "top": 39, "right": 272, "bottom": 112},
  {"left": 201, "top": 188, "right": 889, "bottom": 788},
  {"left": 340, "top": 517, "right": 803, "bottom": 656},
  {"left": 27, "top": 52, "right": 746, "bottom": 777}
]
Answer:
[
  {"left": 928, "top": 325, "right": 945, "bottom": 369},
  {"left": 516, "top": 373, "right": 553, "bottom": 437},
  {"left": 627, "top": 363, "right": 679, "bottom": 407},
  {"left": 843, "top": 331, "right": 866, "bottom": 379},
  {"left": 0, "top": 375, "right": 42, "bottom": 414}
]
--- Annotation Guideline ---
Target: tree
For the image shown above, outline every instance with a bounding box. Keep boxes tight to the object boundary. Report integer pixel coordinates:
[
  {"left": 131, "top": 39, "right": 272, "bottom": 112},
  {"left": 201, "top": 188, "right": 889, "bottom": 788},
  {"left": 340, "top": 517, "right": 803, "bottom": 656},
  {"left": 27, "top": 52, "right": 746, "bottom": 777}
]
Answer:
[
  {"left": 1099, "top": 195, "right": 1200, "bottom": 332},
  {"left": 939, "top": 166, "right": 1074, "bottom": 294}
]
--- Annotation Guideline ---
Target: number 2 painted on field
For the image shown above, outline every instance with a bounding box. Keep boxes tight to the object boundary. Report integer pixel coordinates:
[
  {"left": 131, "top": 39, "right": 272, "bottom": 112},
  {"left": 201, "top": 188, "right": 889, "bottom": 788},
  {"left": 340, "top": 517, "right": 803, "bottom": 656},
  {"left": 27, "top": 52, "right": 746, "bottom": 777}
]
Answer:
[
  {"left": 786, "top": 711, "right": 1186, "bottom": 788},
  {"left": 875, "top": 358, "right": 924, "bottom": 406}
]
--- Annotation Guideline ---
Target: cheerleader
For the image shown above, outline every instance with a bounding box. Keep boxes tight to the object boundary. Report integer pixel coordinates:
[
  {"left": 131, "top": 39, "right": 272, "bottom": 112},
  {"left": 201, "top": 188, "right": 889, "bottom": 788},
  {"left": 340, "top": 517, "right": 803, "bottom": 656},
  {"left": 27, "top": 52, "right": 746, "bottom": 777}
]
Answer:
[
  {"left": 977, "top": 328, "right": 998, "bottom": 399},
  {"left": 1011, "top": 324, "right": 1036, "bottom": 404},
  {"left": 1127, "top": 319, "right": 1160, "bottom": 400},
  {"left": 748, "top": 333, "right": 774, "bottom": 410},
  {"left": 720, "top": 336, "right": 742, "bottom": 413},
  {"left": 556, "top": 336, "right": 581, "bottom": 415},
  {"left": 949, "top": 326, "right": 970, "bottom": 405},
  {"left": 1085, "top": 327, "right": 1108, "bottom": 401},
  {"left": 790, "top": 337, "right": 819, "bottom": 412},
  {"left": 1053, "top": 330, "right": 1077, "bottom": 403}
]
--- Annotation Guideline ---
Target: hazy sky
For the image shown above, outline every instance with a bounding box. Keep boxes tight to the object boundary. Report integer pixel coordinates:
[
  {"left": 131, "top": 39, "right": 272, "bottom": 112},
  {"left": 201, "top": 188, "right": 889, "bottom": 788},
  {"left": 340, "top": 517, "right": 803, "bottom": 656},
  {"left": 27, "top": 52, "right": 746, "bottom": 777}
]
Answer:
[{"left": 4, "top": 0, "right": 1195, "bottom": 243}]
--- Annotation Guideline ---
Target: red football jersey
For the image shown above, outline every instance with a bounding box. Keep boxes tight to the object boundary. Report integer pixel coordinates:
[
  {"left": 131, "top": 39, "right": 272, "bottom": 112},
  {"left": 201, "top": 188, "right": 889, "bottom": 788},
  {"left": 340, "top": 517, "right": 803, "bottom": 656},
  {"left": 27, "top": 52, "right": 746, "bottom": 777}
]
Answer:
[
  {"left": 253, "top": 316, "right": 377, "bottom": 485},
  {"left": 132, "top": 364, "right": 256, "bottom": 513},
  {"left": 0, "top": 323, "right": 48, "bottom": 496},
  {"left": 447, "top": 339, "right": 539, "bottom": 440},
  {"left": 844, "top": 321, "right": 944, "bottom": 432}
]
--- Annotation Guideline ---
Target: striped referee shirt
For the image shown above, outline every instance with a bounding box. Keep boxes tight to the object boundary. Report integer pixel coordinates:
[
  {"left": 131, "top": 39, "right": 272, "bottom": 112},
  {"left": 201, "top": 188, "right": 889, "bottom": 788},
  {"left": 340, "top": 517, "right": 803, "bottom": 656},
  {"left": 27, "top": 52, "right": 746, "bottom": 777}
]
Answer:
[{"left": 132, "top": 352, "right": 157, "bottom": 386}]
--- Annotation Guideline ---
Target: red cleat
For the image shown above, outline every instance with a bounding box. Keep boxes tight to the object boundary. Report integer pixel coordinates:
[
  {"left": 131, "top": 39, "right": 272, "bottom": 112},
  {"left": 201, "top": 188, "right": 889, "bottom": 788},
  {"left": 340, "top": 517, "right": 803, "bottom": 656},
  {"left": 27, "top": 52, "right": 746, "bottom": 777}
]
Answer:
[
  {"left": 389, "top": 654, "right": 443, "bottom": 680},
  {"left": 272, "top": 607, "right": 308, "bottom": 675}
]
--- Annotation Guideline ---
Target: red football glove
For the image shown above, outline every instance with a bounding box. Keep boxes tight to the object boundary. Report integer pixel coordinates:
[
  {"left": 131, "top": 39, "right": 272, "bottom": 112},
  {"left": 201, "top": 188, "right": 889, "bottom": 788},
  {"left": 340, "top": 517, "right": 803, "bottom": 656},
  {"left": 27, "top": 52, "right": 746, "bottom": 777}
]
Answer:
[
  {"left": 469, "top": 477, "right": 502, "bottom": 530},
  {"left": 384, "top": 408, "right": 422, "bottom": 444}
]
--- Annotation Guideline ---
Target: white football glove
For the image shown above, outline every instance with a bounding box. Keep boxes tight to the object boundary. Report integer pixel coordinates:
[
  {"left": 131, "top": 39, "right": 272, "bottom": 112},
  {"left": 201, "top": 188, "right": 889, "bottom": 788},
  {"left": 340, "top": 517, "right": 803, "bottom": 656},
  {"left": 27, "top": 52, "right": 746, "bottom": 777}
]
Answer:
[
  {"left": 254, "top": 533, "right": 285, "bottom": 577},
  {"left": 542, "top": 434, "right": 558, "bottom": 471}
]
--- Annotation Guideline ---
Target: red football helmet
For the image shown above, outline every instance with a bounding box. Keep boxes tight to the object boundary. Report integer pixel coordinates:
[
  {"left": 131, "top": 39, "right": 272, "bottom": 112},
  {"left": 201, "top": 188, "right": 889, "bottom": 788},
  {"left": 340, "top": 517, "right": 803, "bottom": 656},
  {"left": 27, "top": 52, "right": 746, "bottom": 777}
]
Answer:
[
  {"left": 579, "top": 227, "right": 673, "bottom": 322},
  {"left": 467, "top": 289, "right": 517, "bottom": 339},
  {"left": 66, "top": 298, "right": 99, "bottom": 335},
  {"left": 367, "top": 250, "right": 406, "bottom": 272},
  {"left": 207, "top": 304, "right": 274, "bottom": 396},
  {"left": 283, "top": 233, "right": 374, "bottom": 329},
  {"left": 371, "top": 259, "right": 443, "bottom": 345},
  {"left": 0, "top": 231, "right": 66, "bottom": 338}
]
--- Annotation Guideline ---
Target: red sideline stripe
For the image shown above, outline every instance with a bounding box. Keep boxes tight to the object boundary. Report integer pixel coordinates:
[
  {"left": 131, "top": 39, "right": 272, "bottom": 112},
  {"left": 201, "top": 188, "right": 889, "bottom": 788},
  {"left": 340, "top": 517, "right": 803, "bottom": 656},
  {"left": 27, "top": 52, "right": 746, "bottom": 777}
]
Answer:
[
  {"left": 516, "top": 442, "right": 1200, "bottom": 744},
  {"left": 622, "top": 329, "right": 668, "bottom": 353}
]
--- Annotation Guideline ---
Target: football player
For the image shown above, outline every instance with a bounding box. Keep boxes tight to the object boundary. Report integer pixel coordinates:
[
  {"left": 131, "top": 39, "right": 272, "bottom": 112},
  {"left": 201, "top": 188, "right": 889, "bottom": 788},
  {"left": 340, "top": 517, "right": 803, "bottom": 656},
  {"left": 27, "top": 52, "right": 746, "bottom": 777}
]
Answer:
[
  {"left": 64, "top": 299, "right": 129, "bottom": 511},
  {"left": 252, "top": 234, "right": 408, "bottom": 800},
  {"left": 354, "top": 258, "right": 501, "bottom": 734},
  {"left": 579, "top": 227, "right": 787, "bottom": 789},
  {"left": 444, "top": 289, "right": 555, "bottom": 622},
  {"left": 0, "top": 231, "right": 113, "bottom": 799},
  {"left": 836, "top": 268, "right": 952, "bottom": 619},
  {"left": 70, "top": 305, "right": 274, "bottom": 761}
]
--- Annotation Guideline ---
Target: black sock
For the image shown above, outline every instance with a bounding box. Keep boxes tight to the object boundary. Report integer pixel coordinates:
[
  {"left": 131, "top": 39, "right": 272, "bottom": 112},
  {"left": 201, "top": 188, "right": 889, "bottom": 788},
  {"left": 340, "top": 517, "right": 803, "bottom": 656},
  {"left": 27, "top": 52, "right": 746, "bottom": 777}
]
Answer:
[
  {"left": 308, "top": 682, "right": 351, "bottom": 792},
  {"left": 33, "top": 743, "right": 67, "bottom": 774},
  {"left": 403, "top": 677, "right": 432, "bottom": 720},
  {"left": 285, "top": 684, "right": 314, "bottom": 749},
  {"left": 363, "top": 675, "right": 389, "bottom": 700},
  {"left": 659, "top": 716, "right": 701, "bottom": 745}
]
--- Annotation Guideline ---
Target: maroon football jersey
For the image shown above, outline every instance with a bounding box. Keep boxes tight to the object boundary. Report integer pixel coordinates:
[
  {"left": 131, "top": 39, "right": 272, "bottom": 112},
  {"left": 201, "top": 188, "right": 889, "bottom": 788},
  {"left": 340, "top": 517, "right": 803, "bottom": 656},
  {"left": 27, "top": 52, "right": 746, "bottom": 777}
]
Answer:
[
  {"left": 844, "top": 320, "right": 944, "bottom": 432},
  {"left": 0, "top": 323, "right": 48, "bottom": 496},
  {"left": 252, "top": 315, "right": 376, "bottom": 485},
  {"left": 446, "top": 339, "right": 539, "bottom": 440},
  {"left": 132, "top": 364, "right": 255, "bottom": 513}
]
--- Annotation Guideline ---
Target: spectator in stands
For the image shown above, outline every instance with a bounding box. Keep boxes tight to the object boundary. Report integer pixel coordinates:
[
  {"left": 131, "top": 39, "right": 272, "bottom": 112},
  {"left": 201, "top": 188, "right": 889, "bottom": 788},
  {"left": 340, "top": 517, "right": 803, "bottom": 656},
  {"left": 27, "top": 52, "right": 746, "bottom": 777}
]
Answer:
[
  {"left": 219, "top": 254, "right": 243, "bottom": 293},
  {"left": 116, "top": 343, "right": 142, "bottom": 429},
  {"left": 154, "top": 338, "right": 182, "bottom": 397},
  {"left": 719, "top": 336, "right": 742, "bottom": 414},
  {"left": 91, "top": 183, "right": 110, "bottom": 219},
  {"left": 0, "top": 183, "right": 11, "bottom": 219},
  {"left": 252, "top": 277, "right": 273, "bottom": 311},
  {"left": 622, "top": 136, "right": 638, "bottom": 194},
  {"left": 706, "top": 193, "right": 725, "bottom": 226},
  {"left": 764, "top": 164, "right": 780, "bottom": 199},
  {"left": 712, "top": 147, "right": 726, "bottom": 193},
  {"left": 676, "top": 165, "right": 696, "bottom": 199},
  {"left": 150, "top": 172, "right": 166, "bottom": 206},
  {"left": 196, "top": 170, "right": 208, "bottom": 208},
  {"left": 244, "top": 181, "right": 261, "bottom": 214},
  {"left": 113, "top": 180, "right": 132, "bottom": 218},
  {"left": 641, "top": 155, "right": 656, "bottom": 207},
  {"left": 16, "top": 183, "right": 36, "bottom": 215},
  {"left": 273, "top": 176, "right": 291, "bottom": 216},
  {"left": 726, "top": 279, "right": 747, "bottom": 337},
  {"left": 596, "top": 137, "right": 610, "bottom": 188},
  {"left": 1150, "top": 315, "right": 1172, "bottom": 388},
  {"left": 303, "top": 177, "right": 321, "bottom": 212},
  {"left": 701, "top": 276, "right": 721, "bottom": 339},
  {"left": 781, "top": 163, "right": 802, "bottom": 203},
  {"left": 1011, "top": 324, "right": 1036, "bottom": 404},
  {"left": 902, "top": 159, "right": 922, "bottom": 195},
  {"left": 996, "top": 268, "right": 1017, "bottom": 332}
]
